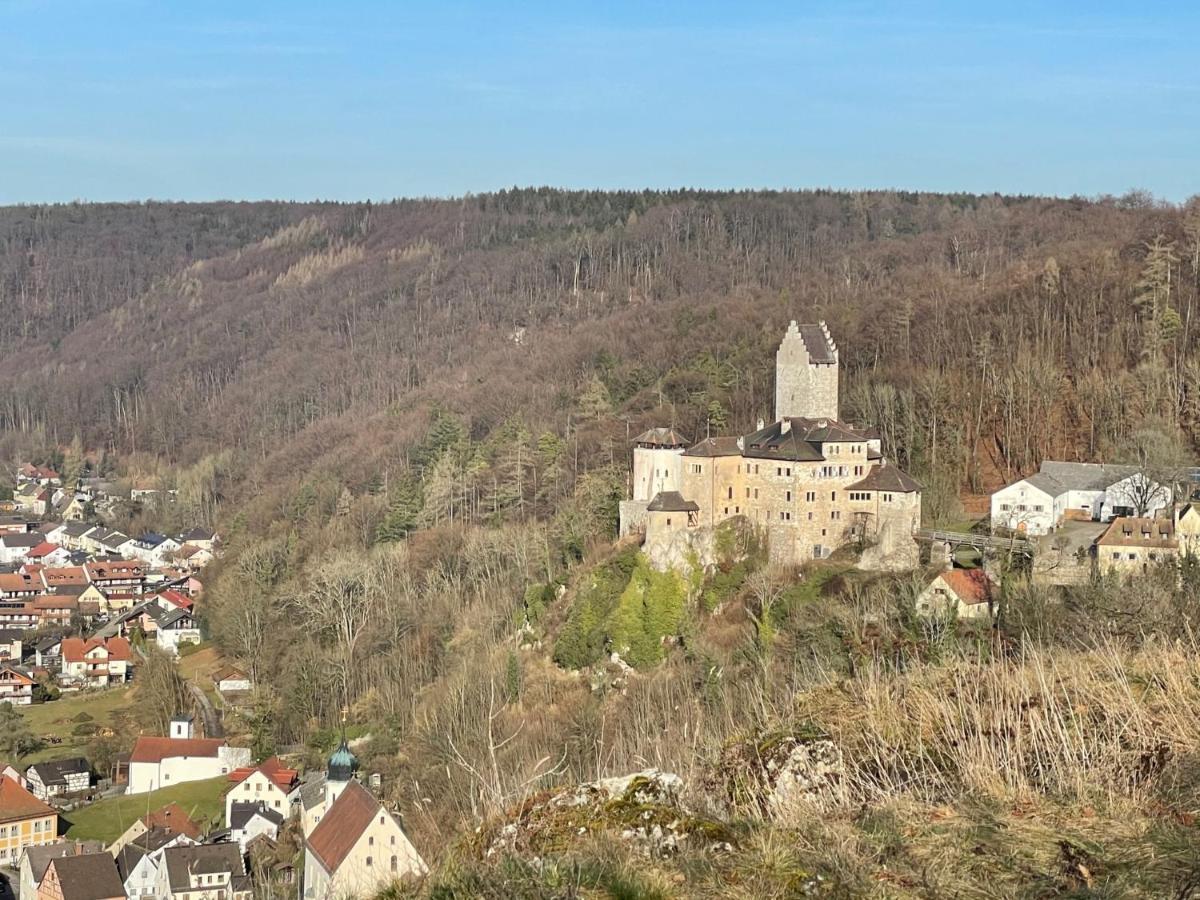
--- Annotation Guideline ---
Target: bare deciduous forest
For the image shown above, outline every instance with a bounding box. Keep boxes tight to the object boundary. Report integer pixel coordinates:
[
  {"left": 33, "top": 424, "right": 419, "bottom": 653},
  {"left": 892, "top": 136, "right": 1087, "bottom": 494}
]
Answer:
[{"left": 7, "top": 189, "right": 1200, "bottom": 896}]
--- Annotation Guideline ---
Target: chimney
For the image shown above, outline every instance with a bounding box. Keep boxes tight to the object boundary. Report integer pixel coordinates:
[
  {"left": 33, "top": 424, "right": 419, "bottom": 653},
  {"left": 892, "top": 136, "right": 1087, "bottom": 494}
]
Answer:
[
  {"left": 756, "top": 417, "right": 764, "bottom": 431},
  {"left": 780, "top": 420, "right": 791, "bottom": 435}
]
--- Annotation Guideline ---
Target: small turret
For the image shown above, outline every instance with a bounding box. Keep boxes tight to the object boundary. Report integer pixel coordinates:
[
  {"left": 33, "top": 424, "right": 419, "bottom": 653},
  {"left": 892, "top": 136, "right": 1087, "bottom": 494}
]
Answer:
[{"left": 324, "top": 738, "right": 358, "bottom": 808}]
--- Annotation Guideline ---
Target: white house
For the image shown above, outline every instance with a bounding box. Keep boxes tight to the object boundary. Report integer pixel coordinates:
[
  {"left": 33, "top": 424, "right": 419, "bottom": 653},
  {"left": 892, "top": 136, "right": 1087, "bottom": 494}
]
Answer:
[
  {"left": 227, "top": 802, "right": 285, "bottom": 851},
  {"left": 303, "top": 780, "right": 426, "bottom": 899},
  {"left": 152, "top": 607, "right": 202, "bottom": 655},
  {"left": 991, "top": 461, "right": 1169, "bottom": 536},
  {"left": 154, "top": 843, "right": 250, "bottom": 900},
  {"left": 25, "top": 758, "right": 91, "bottom": 799},
  {"left": 225, "top": 757, "right": 299, "bottom": 825},
  {"left": 127, "top": 717, "right": 251, "bottom": 795},
  {"left": 114, "top": 827, "right": 196, "bottom": 900}
]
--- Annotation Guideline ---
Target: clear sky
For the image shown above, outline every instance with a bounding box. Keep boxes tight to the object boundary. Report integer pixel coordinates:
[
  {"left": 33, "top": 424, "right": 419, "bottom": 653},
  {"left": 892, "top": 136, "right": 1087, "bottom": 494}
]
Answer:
[{"left": 1, "top": 1, "right": 1197, "bottom": 203}]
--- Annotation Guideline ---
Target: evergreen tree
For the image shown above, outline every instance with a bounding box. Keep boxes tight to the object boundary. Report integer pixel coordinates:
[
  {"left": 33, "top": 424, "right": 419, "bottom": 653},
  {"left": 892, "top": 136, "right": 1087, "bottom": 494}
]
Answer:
[{"left": 375, "top": 471, "right": 424, "bottom": 543}]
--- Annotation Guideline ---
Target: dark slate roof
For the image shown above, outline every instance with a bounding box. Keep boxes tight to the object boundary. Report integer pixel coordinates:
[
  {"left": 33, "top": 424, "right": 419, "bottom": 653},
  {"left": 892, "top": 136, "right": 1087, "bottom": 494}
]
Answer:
[
  {"left": 230, "top": 801, "right": 285, "bottom": 830},
  {"left": 646, "top": 491, "right": 700, "bottom": 513},
  {"left": 29, "top": 757, "right": 90, "bottom": 785},
  {"left": 683, "top": 436, "right": 742, "bottom": 458},
  {"left": 115, "top": 827, "right": 180, "bottom": 879},
  {"left": 1038, "top": 461, "right": 1140, "bottom": 492},
  {"left": 797, "top": 323, "right": 837, "bottom": 364},
  {"left": 0, "top": 628, "right": 22, "bottom": 641},
  {"left": 163, "top": 844, "right": 243, "bottom": 892},
  {"left": 46, "top": 853, "right": 124, "bottom": 900},
  {"left": 848, "top": 464, "right": 923, "bottom": 493},
  {"left": 741, "top": 417, "right": 868, "bottom": 462},
  {"left": 632, "top": 427, "right": 690, "bottom": 448},
  {"left": 180, "top": 527, "right": 215, "bottom": 541}
]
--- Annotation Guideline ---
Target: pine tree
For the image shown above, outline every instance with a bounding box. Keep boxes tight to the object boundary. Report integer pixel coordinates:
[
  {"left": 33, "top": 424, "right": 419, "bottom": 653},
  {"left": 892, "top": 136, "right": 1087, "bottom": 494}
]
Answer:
[
  {"left": 576, "top": 374, "right": 612, "bottom": 420},
  {"left": 375, "top": 471, "right": 424, "bottom": 543}
]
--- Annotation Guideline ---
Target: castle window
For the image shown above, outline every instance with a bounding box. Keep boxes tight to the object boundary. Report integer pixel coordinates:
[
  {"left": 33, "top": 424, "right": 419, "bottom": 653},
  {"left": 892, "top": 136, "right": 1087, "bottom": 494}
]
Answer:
[
  {"left": 806, "top": 491, "right": 816, "bottom": 503},
  {"left": 821, "top": 528, "right": 827, "bottom": 537},
  {"left": 666, "top": 518, "right": 671, "bottom": 526},
  {"left": 735, "top": 506, "right": 740, "bottom": 514},
  {"left": 754, "top": 465, "right": 760, "bottom": 474},
  {"left": 786, "top": 467, "right": 792, "bottom": 477},
  {"left": 786, "top": 491, "right": 792, "bottom": 502},
  {"left": 754, "top": 489, "right": 759, "bottom": 499},
  {"left": 808, "top": 512, "right": 813, "bottom": 520},
  {"left": 746, "top": 488, "right": 750, "bottom": 498},
  {"left": 831, "top": 511, "right": 841, "bottom": 520},
  {"left": 776, "top": 467, "right": 782, "bottom": 477},
  {"left": 854, "top": 465, "right": 863, "bottom": 476},
  {"left": 831, "top": 492, "right": 837, "bottom": 502},
  {"left": 727, "top": 486, "right": 733, "bottom": 500},
  {"left": 366, "top": 857, "right": 373, "bottom": 867}
]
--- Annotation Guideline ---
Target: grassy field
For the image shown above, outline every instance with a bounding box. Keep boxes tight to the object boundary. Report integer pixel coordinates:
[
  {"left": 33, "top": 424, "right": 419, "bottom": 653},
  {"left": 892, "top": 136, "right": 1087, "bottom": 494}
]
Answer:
[
  {"left": 62, "top": 776, "right": 226, "bottom": 843},
  {"left": 14, "top": 687, "right": 137, "bottom": 765}
]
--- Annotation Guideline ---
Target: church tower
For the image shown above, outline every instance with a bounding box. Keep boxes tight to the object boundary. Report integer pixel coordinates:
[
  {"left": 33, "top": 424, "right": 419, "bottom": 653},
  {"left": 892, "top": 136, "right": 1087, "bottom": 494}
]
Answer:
[
  {"left": 774, "top": 321, "right": 839, "bottom": 421},
  {"left": 324, "top": 738, "right": 358, "bottom": 809}
]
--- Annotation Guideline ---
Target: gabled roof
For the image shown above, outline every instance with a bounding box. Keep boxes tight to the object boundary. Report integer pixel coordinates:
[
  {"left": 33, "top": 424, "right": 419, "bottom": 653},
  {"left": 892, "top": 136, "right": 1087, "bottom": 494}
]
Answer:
[
  {"left": 646, "top": 491, "right": 700, "bottom": 513},
  {"left": 155, "top": 589, "right": 193, "bottom": 611},
  {"left": 0, "top": 773, "right": 55, "bottom": 823},
  {"left": 44, "top": 853, "right": 124, "bottom": 900},
  {"left": 0, "top": 572, "right": 40, "bottom": 592},
  {"left": 28, "top": 757, "right": 90, "bottom": 785},
  {"left": 933, "top": 569, "right": 994, "bottom": 606},
  {"left": 229, "top": 801, "right": 284, "bottom": 830},
  {"left": 141, "top": 802, "right": 202, "bottom": 839},
  {"left": 1, "top": 533, "right": 43, "bottom": 548},
  {"left": 23, "top": 843, "right": 105, "bottom": 885},
  {"left": 632, "top": 427, "right": 690, "bottom": 449},
  {"left": 683, "top": 436, "right": 742, "bottom": 458},
  {"left": 130, "top": 736, "right": 225, "bottom": 764},
  {"left": 848, "top": 463, "right": 923, "bottom": 493},
  {"left": 41, "top": 566, "right": 89, "bottom": 586},
  {"left": 180, "top": 527, "right": 215, "bottom": 542},
  {"left": 162, "top": 844, "right": 243, "bottom": 893},
  {"left": 212, "top": 665, "right": 249, "bottom": 684},
  {"left": 1039, "top": 461, "right": 1140, "bottom": 492},
  {"left": 306, "top": 780, "right": 384, "bottom": 874},
  {"left": 84, "top": 561, "right": 144, "bottom": 580},
  {"left": 228, "top": 756, "right": 298, "bottom": 793},
  {"left": 61, "top": 636, "right": 131, "bottom": 664},
  {"left": 1097, "top": 516, "right": 1178, "bottom": 548},
  {"left": 26, "top": 541, "right": 63, "bottom": 559}
]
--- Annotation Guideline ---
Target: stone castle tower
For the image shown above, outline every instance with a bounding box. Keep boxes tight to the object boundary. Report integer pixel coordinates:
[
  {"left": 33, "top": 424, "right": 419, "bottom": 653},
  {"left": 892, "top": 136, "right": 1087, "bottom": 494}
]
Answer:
[{"left": 774, "top": 320, "right": 839, "bottom": 421}]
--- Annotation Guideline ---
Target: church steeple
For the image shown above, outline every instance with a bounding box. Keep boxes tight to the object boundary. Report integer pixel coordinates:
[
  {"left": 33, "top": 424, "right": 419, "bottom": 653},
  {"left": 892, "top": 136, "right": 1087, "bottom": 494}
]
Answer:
[{"left": 324, "top": 710, "right": 358, "bottom": 808}]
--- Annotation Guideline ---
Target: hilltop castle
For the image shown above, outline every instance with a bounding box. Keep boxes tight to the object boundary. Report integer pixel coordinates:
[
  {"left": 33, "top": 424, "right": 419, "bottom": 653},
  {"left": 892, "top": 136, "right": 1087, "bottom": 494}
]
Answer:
[{"left": 619, "top": 321, "right": 922, "bottom": 569}]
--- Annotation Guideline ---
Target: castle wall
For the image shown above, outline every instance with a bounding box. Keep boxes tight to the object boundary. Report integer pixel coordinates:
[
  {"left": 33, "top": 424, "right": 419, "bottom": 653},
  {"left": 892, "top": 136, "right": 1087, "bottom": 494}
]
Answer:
[
  {"left": 681, "top": 447, "right": 918, "bottom": 565},
  {"left": 632, "top": 447, "right": 684, "bottom": 502}
]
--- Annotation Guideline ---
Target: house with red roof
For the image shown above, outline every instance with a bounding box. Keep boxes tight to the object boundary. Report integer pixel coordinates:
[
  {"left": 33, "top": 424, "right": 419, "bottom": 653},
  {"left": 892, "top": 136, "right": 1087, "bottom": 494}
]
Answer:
[
  {"left": 60, "top": 636, "right": 133, "bottom": 688},
  {"left": 24, "top": 542, "right": 69, "bottom": 567},
  {"left": 0, "top": 773, "right": 57, "bottom": 867},
  {"left": 0, "top": 665, "right": 35, "bottom": 706},
  {"left": 916, "top": 568, "right": 996, "bottom": 620},
  {"left": 303, "top": 780, "right": 425, "bottom": 899},
  {"left": 224, "top": 757, "right": 300, "bottom": 825},
  {"left": 127, "top": 716, "right": 250, "bottom": 795}
]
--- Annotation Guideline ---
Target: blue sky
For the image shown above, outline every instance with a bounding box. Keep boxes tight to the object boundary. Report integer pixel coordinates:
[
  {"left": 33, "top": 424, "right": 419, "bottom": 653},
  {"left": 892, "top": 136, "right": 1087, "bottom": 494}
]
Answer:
[{"left": 1, "top": 1, "right": 1197, "bottom": 202}]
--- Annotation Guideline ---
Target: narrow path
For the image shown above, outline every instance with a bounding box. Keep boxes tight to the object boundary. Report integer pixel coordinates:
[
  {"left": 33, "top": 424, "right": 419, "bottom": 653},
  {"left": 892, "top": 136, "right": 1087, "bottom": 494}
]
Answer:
[{"left": 186, "top": 681, "right": 223, "bottom": 738}]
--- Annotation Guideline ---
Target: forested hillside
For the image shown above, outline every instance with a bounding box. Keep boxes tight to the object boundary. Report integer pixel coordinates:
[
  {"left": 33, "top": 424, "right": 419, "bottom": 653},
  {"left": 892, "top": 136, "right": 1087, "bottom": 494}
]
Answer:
[{"left": 7, "top": 189, "right": 1200, "bottom": 896}]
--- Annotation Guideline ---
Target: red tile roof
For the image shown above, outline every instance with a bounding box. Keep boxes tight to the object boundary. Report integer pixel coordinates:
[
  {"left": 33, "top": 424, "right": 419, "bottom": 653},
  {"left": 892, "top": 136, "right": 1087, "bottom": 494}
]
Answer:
[
  {"left": 41, "top": 566, "right": 89, "bottom": 586},
  {"left": 938, "top": 569, "right": 994, "bottom": 606},
  {"left": 306, "top": 780, "right": 381, "bottom": 873},
  {"left": 0, "top": 772, "right": 55, "bottom": 824},
  {"left": 27, "top": 542, "right": 62, "bottom": 559},
  {"left": 62, "top": 636, "right": 132, "bottom": 664},
  {"left": 228, "top": 756, "right": 299, "bottom": 792},
  {"left": 130, "top": 736, "right": 225, "bottom": 764},
  {"left": 0, "top": 572, "right": 40, "bottom": 592},
  {"left": 156, "top": 589, "right": 193, "bottom": 611},
  {"left": 84, "top": 561, "right": 144, "bottom": 580},
  {"left": 142, "top": 802, "right": 202, "bottom": 839}
]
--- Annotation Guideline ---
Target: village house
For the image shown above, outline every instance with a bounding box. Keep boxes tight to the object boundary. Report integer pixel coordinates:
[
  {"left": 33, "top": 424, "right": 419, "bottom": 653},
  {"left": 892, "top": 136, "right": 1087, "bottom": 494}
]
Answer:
[
  {"left": 25, "top": 759, "right": 91, "bottom": 800},
  {"left": 16, "top": 842, "right": 105, "bottom": 900},
  {"left": 128, "top": 533, "right": 183, "bottom": 567},
  {"left": 303, "top": 780, "right": 426, "bottom": 899},
  {"left": 108, "top": 802, "right": 202, "bottom": 855},
  {"left": 225, "top": 756, "right": 299, "bottom": 825},
  {"left": 30, "top": 594, "right": 78, "bottom": 628},
  {"left": 154, "top": 843, "right": 251, "bottom": 900},
  {"left": 1096, "top": 516, "right": 1179, "bottom": 576},
  {"left": 24, "top": 542, "right": 70, "bottom": 567},
  {"left": 0, "top": 532, "right": 46, "bottom": 565},
  {"left": 114, "top": 827, "right": 197, "bottom": 900},
  {"left": 224, "top": 803, "right": 285, "bottom": 852},
  {"left": 127, "top": 717, "right": 251, "bottom": 795},
  {"left": 0, "top": 571, "right": 45, "bottom": 598},
  {"left": 149, "top": 605, "right": 202, "bottom": 655},
  {"left": 17, "top": 464, "right": 61, "bottom": 486},
  {"left": 83, "top": 560, "right": 145, "bottom": 610},
  {"left": 0, "top": 627, "right": 21, "bottom": 662},
  {"left": 619, "top": 322, "right": 922, "bottom": 569},
  {"left": 14, "top": 483, "right": 52, "bottom": 517},
  {"left": 212, "top": 665, "right": 252, "bottom": 698},
  {"left": 991, "top": 461, "right": 1169, "bottom": 536},
  {"left": 0, "top": 665, "right": 35, "bottom": 705},
  {"left": 38, "top": 852, "right": 125, "bottom": 900},
  {"left": 916, "top": 568, "right": 997, "bottom": 619},
  {"left": 0, "top": 773, "right": 58, "bottom": 867},
  {"left": 59, "top": 636, "right": 132, "bottom": 688}
]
